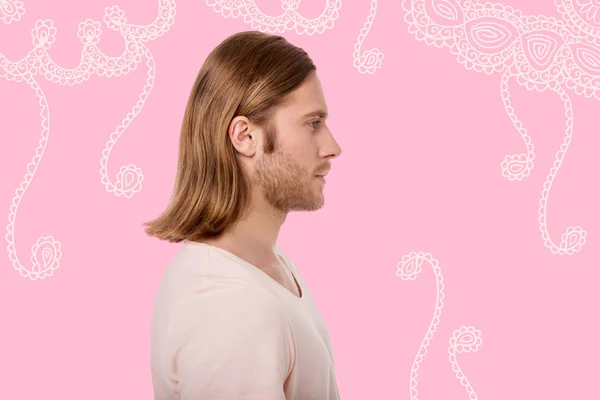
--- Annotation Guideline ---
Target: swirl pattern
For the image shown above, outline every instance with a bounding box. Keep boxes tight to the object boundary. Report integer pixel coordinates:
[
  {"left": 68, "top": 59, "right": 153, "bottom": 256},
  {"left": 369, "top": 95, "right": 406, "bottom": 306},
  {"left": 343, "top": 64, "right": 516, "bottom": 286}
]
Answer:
[
  {"left": 353, "top": 0, "right": 384, "bottom": 74},
  {"left": 402, "top": 0, "right": 596, "bottom": 255},
  {"left": 448, "top": 326, "right": 483, "bottom": 400},
  {"left": 397, "top": 252, "right": 483, "bottom": 399},
  {"left": 0, "top": 0, "right": 24, "bottom": 24},
  {"left": 1, "top": 0, "right": 176, "bottom": 279},
  {"left": 205, "top": 0, "right": 341, "bottom": 35},
  {"left": 397, "top": 252, "right": 444, "bottom": 399}
]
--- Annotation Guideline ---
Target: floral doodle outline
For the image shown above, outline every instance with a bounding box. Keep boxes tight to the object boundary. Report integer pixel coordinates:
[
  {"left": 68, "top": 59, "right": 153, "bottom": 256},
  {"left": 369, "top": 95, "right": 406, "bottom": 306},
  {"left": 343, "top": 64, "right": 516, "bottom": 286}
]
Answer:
[
  {"left": 448, "top": 326, "right": 483, "bottom": 400},
  {"left": 1, "top": 0, "right": 176, "bottom": 279},
  {"left": 397, "top": 251, "right": 482, "bottom": 399},
  {"left": 205, "top": 0, "right": 341, "bottom": 35},
  {"left": 401, "top": 0, "right": 596, "bottom": 255},
  {"left": 353, "top": 0, "right": 384, "bottom": 74}
]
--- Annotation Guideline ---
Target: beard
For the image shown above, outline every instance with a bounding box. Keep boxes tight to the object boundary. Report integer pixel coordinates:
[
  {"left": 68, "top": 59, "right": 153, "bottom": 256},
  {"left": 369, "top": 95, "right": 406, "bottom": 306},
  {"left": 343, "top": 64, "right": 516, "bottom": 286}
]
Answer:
[{"left": 253, "top": 146, "right": 325, "bottom": 213}]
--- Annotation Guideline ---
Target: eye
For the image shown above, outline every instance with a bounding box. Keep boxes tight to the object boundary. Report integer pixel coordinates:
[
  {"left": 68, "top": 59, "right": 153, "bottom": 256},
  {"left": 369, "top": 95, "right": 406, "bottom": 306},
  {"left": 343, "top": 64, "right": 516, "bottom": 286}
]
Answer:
[{"left": 309, "top": 120, "right": 321, "bottom": 129}]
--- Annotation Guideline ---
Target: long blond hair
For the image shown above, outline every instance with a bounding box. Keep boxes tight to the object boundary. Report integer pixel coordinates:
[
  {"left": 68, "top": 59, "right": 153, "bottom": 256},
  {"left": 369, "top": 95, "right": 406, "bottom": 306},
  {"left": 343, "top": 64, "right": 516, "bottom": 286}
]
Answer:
[{"left": 143, "top": 31, "right": 316, "bottom": 242}]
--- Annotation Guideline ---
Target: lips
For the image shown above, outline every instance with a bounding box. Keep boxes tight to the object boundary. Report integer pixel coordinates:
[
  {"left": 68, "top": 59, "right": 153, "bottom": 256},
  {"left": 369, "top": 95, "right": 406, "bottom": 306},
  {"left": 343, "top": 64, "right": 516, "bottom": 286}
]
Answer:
[{"left": 315, "top": 167, "right": 330, "bottom": 180}]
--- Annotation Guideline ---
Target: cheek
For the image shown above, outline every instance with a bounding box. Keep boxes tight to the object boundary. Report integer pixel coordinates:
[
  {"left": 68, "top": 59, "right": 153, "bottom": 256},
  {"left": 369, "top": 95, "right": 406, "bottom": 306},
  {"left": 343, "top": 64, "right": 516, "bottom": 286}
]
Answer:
[
  {"left": 274, "top": 151, "right": 307, "bottom": 176},
  {"left": 284, "top": 136, "right": 311, "bottom": 157}
]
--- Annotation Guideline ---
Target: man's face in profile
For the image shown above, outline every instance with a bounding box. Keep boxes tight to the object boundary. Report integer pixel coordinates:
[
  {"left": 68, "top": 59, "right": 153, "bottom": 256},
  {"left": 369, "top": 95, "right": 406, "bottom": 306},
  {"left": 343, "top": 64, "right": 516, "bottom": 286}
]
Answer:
[{"left": 253, "top": 72, "right": 342, "bottom": 213}]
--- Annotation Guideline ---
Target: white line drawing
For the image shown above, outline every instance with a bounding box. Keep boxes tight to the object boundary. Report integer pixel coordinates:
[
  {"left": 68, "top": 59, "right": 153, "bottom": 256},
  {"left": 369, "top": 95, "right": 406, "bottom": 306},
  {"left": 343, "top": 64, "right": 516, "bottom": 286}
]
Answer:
[
  {"left": 205, "top": 0, "right": 342, "bottom": 35},
  {"left": 396, "top": 251, "right": 445, "bottom": 400},
  {"left": 1, "top": 3, "right": 62, "bottom": 280},
  {"left": 1, "top": 0, "right": 176, "bottom": 279},
  {"left": 401, "top": 0, "right": 598, "bottom": 255},
  {"left": 448, "top": 326, "right": 483, "bottom": 400},
  {"left": 397, "top": 252, "right": 481, "bottom": 399},
  {"left": 353, "top": 0, "right": 384, "bottom": 74},
  {"left": 4, "top": 73, "right": 63, "bottom": 280},
  {"left": 0, "top": 0, "right": 25, "bottom": 24}
]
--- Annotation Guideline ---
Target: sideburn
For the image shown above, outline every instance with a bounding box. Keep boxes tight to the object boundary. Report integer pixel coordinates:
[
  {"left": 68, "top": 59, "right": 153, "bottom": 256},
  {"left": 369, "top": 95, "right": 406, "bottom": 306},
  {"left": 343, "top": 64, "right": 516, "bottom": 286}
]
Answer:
[{"left": 262, "top": 123, "right": 278, "bottom": 155}]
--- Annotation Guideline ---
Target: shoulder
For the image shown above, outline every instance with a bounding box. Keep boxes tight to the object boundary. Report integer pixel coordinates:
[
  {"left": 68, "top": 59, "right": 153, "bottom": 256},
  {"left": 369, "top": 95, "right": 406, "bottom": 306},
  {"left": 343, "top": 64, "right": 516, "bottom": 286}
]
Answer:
[
  {"left": 169, "top": 278, "right": 291, "bottom": 342},
  {"left": 169, "top": 279, "right": 295, "bottom": 379},
  {"left": 181, "top": 278, "right": 284, "bottom": 312}
]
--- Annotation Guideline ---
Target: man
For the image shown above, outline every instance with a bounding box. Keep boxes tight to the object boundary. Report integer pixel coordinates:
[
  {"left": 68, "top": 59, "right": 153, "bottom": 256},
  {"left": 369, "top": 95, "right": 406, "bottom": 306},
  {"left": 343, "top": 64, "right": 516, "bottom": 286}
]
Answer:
[{"left": 145, "top": 30, "right": 342, "bottom": 400}]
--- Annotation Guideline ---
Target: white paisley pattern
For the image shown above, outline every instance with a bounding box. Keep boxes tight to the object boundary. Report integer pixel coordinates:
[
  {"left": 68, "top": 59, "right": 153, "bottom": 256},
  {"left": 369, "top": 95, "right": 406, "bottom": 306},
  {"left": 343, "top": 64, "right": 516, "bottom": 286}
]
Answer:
[
  {"left": 1, "top": 0, "right": 176, "bottom": 279},
  {"left": 353, "top": 0, "right": 384, "bottom": 74},
  {"left": 0, "top": 0, "right": 24, "bottom": 24},
  {"left": 448, "top": 326, "right": 483, "bottom": 400},
  {"left": 205, "top": 0, "right": 341, "bottom": 35},
  {"left": 402, "top": 0, "right": 599, "bottom": 255},
  {"left": 397, "top": 252, "right": 482, "bottom": 400}
]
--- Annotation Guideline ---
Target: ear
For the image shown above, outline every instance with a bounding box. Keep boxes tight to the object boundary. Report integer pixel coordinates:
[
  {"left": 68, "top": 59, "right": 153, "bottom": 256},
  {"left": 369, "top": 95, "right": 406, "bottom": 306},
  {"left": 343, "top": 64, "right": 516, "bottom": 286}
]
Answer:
[{"left": 228, "top": 115, "right": 260, "bottom": 158}]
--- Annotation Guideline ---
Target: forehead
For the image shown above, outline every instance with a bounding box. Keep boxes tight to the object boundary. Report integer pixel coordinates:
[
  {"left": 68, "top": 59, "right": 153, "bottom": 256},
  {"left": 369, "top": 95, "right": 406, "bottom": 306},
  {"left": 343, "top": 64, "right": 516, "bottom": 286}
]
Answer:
[{"left": 275, "top": 73, "right": 328, "bottom": 120}]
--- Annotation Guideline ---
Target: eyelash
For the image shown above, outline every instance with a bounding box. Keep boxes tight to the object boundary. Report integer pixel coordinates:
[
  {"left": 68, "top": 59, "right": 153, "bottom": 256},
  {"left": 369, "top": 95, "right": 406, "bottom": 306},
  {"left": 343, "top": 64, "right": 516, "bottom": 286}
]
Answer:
[{"left": 309, "top": 120, "right": 321, "bottom": 129}]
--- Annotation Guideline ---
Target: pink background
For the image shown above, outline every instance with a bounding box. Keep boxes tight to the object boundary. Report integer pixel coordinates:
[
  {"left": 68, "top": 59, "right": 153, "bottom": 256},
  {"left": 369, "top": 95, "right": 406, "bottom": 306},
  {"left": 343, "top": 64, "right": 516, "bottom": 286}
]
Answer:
[{"left": 1, "top": 0, "right": 599, "bottom": 398}]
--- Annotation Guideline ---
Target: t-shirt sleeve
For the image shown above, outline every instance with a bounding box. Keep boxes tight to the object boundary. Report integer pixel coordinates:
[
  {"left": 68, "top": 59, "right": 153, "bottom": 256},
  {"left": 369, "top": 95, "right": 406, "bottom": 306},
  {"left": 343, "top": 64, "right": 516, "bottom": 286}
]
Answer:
[{"left": 171, "top": 280, "right": 295, "bottom": 399}]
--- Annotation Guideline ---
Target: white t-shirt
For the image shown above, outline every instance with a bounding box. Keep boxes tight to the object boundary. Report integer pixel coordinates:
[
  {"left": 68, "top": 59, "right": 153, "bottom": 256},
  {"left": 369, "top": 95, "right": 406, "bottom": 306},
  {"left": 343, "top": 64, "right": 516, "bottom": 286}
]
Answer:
[{"left": 150, "top": 240, "right": 340, "bottom": 399}]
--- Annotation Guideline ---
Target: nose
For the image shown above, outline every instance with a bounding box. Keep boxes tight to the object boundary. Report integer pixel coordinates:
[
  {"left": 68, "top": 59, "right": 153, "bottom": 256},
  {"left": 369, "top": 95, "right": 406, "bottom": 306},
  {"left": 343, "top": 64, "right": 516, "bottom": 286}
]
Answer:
[
  {"left": 321, "top": 129, "right": 342, "bottom": 159},
  {"left": 330, "top": 137, "right": 342, "bottom": 159}
]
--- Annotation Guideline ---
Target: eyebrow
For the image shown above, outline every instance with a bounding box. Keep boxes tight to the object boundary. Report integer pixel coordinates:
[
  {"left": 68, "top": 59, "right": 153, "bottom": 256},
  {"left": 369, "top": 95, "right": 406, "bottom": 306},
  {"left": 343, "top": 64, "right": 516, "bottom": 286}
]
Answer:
[{"left": 301, "top": 110, "right": 329, "bottom": 120}]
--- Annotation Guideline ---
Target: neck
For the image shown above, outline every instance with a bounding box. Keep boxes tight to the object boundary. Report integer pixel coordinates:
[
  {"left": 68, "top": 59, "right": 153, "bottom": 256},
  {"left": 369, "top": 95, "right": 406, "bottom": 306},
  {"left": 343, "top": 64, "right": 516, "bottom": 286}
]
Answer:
[{"left": 203, "top": 193, "right": 287, "bottom": 267}]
